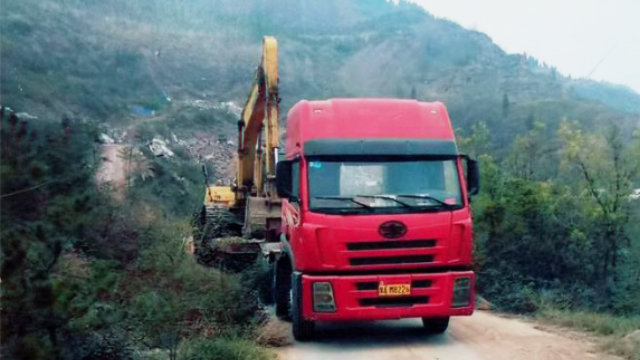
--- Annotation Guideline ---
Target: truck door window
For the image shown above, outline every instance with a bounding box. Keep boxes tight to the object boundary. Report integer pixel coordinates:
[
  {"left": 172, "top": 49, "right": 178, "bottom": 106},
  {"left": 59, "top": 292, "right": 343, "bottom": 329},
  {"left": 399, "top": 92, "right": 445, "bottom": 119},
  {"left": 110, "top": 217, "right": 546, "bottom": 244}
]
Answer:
[{"left": 292, "top": 160, "right": 300, "bottom": 199}]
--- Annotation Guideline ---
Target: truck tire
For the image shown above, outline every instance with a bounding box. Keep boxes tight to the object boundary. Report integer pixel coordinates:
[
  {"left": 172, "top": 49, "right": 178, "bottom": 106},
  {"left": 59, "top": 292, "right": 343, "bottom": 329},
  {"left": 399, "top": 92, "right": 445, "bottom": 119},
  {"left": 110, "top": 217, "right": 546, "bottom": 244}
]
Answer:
[
  {"left": 258, "top": 257, "right": 274, "bottom": 305},
  {"left": 421, "top": 317, "right": 449, "bottom": 333},
  {"left": 291, "top": 273, "right": 314, "bottom": 341},
  {"left": 274, "top": 261, "right": 291, "bottom": 319}
]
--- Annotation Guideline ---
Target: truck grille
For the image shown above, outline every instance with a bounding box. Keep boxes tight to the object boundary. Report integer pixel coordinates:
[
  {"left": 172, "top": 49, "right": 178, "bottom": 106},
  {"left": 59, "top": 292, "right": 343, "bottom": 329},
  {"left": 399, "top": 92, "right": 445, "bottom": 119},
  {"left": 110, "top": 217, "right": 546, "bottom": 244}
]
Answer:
[
  {"left": 349, "top": 255, "right": 434, "bottom": 266},
  {"left": 355, "top": 279, "right": 432, "bottom": 291},
  {"left": 359, "top": 296, "right": 429, "bottom": 308},
  {"left": 346, "top": 239, "right": 436, "bottom": 251},
  {"left": 412, "top": 279, "right": 432, "bottom": 288},
  {"left": 355, "top": 282, "right": 379, "bottom": 291}
]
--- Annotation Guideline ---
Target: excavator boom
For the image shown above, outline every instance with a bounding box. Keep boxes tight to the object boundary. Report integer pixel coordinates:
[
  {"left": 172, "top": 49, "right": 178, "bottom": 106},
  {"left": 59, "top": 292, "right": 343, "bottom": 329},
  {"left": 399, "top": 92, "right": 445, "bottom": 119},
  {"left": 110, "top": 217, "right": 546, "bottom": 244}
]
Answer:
[
  {"left": 200, "top": 36, "right": 282, "bottom": 258},
  {"left": 237, "top": 36, "right": 280, "bottom": 200}
]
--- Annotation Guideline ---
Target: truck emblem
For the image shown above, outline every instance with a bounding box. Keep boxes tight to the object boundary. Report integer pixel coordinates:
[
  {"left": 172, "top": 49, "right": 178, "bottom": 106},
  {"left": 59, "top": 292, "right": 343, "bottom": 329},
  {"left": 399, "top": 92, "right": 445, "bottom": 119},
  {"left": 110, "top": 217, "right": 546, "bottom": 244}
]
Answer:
[{"left": 379, "top": 221, "right": 407, "bottom": 238}]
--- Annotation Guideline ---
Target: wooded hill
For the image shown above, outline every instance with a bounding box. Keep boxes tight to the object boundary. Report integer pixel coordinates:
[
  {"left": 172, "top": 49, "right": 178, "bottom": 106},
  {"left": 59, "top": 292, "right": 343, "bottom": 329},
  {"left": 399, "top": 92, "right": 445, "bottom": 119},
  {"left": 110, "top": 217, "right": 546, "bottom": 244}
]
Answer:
[{"left": 1, "top": 0, "right": 639, "bottom": 150}]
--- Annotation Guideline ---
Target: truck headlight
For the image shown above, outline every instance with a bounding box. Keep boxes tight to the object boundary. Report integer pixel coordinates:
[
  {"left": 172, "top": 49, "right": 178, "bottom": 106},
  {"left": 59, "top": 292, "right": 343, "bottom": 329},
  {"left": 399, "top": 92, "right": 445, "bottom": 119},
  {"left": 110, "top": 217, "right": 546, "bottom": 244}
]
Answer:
[
  {"left": 313, "top": 281, "right": 336, "bottom": 312},
  {"left": 451, "top": 277, "right": 471, "bottom": 308}
]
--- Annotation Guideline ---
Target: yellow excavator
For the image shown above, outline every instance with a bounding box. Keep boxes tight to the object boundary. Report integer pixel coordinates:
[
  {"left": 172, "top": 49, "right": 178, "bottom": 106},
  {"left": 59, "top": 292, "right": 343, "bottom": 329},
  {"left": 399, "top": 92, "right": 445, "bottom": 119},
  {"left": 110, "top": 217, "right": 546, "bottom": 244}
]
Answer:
[{"left": 197, "top": 36, "right": 282, "bottom": 266}]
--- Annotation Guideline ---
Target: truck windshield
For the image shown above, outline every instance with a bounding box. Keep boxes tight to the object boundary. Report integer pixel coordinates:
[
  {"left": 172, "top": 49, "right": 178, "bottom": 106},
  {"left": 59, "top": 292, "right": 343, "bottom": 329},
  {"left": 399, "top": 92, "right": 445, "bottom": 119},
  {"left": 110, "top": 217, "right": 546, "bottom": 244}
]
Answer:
[{"left": 308, "top": 158, "right": 463, "bottom": 213}]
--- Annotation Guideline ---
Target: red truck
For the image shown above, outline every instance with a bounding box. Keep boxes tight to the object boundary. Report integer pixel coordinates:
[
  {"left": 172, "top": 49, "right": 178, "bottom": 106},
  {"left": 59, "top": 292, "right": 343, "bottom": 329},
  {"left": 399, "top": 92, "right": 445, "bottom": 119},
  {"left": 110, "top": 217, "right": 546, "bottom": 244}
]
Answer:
[
  {"left": 196, "top": 38, "right": 479, "bottom": 341},
  {"left": 274, "top": 98, "right": 479, "bottom": 340}
]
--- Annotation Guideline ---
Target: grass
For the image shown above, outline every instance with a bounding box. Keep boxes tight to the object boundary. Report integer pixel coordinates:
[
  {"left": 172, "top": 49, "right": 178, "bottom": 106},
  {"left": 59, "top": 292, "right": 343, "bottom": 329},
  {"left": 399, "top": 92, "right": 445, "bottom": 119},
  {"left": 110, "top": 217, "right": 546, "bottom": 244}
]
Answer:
[
  {"left": 537, "top": 308, "right": 640, "bottom": 336},
  {"left": 602, "top": 336, "right": 640, "bottom": 360},
  {"left": 178, "top": 337, "right": 274, "bottom": 360},
  {"left": 255, "top": 317, "right": 293, "bottom": 348},
  {"left": 536, "top": 308, "right": 640, "bottom": 360}
]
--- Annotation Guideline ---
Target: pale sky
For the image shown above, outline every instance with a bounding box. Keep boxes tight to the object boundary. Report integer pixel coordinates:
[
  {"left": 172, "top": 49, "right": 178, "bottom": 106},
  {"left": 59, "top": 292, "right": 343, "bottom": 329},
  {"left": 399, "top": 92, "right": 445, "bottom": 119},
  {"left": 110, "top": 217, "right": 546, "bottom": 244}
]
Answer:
[{"left": 409, "top": 0, "right": 640, "bottom": 94}]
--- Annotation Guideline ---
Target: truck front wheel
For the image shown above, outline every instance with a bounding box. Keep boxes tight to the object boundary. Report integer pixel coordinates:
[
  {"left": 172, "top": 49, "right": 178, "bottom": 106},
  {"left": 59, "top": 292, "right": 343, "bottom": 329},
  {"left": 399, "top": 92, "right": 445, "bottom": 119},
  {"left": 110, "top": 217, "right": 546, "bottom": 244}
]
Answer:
[
  {"left": 421, "top": 317, "right": 449, "bottom": 333},
  {"left": 291, "top": 273, "right": 314, "bottom": 341}
]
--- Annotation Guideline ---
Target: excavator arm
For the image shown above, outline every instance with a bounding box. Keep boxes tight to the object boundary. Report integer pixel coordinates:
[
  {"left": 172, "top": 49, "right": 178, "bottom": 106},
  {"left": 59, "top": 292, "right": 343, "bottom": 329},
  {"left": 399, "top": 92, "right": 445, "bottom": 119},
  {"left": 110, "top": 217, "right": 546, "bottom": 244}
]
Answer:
[
  {"left": 204, "top": 36, "right": 281, "bottom": 241},
  {"left": 237, "top": 36, "right": 280, "bottom": 200}
]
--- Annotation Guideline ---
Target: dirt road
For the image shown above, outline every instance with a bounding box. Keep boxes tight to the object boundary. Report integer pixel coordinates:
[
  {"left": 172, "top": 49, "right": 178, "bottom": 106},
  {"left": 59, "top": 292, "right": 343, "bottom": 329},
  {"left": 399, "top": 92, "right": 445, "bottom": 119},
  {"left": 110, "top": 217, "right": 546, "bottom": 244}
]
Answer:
[
  {"left": 96, "top": 144, "right": 127, "bottom": 199},
  {"left": 276, "top": 310, "right": 621, "bottom": 360}
]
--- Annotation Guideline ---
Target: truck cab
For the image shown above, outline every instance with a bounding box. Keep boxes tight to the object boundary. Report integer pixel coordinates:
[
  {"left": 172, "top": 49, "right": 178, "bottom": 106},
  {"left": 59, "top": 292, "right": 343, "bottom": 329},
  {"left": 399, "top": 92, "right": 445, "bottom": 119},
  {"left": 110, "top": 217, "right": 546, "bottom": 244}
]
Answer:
[{"left": 274, "top": 98, "right": 479, "bottom": 340}]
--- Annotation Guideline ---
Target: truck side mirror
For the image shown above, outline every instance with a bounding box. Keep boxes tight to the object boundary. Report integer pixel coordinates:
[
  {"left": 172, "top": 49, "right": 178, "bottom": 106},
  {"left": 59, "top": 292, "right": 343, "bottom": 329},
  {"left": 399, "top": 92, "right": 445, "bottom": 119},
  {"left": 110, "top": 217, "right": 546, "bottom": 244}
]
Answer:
[
  {"left": 276, "top": 160, "right": 293, "bottom": 198},
  {"left": 466, "top": 158, "right": 480, "bottom": 196}
]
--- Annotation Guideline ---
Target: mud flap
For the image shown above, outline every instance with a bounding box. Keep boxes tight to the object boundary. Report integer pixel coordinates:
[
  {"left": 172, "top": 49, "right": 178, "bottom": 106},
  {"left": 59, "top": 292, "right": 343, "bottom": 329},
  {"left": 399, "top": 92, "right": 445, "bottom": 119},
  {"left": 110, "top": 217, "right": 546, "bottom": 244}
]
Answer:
[{"left": 291, "top": 271, "right": 314, "bottom": 341}]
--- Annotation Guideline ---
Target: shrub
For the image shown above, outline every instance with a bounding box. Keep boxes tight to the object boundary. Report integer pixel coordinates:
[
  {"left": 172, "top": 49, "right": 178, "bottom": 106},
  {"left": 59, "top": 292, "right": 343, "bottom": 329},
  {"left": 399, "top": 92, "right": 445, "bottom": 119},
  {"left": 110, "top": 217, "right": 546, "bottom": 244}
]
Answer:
[{"left": 178, "top": 337, "right": 272, "bottom": 360}]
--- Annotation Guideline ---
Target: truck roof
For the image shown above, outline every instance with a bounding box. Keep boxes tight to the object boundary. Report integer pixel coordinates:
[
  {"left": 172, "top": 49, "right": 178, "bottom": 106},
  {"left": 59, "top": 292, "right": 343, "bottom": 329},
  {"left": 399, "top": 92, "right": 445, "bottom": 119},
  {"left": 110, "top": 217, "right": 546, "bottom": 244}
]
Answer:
[{"left": 285, "top": 98, "right": 456, "bottom": 158}]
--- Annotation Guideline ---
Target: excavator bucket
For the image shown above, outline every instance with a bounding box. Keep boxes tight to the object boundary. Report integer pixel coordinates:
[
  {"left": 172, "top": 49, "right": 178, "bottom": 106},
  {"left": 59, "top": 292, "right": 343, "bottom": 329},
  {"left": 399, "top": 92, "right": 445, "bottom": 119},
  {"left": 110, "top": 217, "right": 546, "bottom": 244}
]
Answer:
[{"left": 243, "top": 196, "right": 282, "bottom": 240}]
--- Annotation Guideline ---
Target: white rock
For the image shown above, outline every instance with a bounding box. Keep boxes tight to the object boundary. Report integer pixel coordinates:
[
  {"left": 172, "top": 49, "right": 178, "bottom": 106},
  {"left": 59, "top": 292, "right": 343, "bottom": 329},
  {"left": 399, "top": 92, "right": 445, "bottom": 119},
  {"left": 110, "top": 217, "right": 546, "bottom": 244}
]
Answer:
[
  {"left": 99, "top": 133, "right": 115, "bottom": 144},
  {"left": 149, "top": 138, "right": 174, "bottom": 157},
  {"left": 16, "top": 112, "right": 38, "bottom": 120}
]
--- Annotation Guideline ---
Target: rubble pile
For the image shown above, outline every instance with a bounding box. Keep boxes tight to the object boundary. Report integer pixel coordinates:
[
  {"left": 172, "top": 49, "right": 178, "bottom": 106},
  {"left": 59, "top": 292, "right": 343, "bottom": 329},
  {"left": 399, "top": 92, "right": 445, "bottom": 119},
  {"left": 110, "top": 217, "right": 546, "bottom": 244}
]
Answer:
[{"left": 182, "top": 132, "right": 237, "bottom": 184}]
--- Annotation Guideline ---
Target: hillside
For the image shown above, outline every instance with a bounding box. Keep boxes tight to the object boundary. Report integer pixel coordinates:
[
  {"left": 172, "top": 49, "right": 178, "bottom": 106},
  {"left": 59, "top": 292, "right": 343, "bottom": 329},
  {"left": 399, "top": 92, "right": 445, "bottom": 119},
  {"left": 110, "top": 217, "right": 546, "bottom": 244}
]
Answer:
[
  {"left": 1, "top": 0, "right": 638, "bottom": 155},
  {"left": 2, "top": 2, "right": 640, "bottom": 359}
]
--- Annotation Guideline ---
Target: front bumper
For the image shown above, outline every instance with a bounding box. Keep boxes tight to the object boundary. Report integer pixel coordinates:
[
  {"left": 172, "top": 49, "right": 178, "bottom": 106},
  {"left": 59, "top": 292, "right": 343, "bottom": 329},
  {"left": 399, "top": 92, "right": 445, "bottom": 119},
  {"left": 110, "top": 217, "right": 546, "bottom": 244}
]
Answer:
[{"left": 300, "top": 270, "right": 475, "bottom": 321}]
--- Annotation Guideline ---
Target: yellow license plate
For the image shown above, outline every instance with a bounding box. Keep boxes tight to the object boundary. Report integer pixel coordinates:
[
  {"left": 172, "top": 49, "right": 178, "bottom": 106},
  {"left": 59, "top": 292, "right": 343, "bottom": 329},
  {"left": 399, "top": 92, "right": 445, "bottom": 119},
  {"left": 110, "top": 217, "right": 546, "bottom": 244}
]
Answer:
[{"left": 378, "top": 283, "right": 411, "bottom": 297}]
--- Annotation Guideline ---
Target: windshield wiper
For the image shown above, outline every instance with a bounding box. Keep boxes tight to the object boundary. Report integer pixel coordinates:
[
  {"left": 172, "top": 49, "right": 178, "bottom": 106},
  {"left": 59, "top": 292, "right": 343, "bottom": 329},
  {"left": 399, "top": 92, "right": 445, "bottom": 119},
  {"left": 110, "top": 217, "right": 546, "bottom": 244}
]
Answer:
[
  {"left": 313, "top": 195, "right": 373, "bottom": 209},
  {"left": 394, "top": 194, "right": 457, "bottom": 209},
  {"left": 355, "top": 194, "right": 412, "bottom": 208}
]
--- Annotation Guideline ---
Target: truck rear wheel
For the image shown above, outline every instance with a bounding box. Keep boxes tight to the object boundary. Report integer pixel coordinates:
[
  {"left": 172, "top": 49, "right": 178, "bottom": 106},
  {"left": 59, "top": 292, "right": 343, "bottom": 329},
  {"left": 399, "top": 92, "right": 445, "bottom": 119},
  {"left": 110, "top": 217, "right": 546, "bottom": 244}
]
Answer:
[
  {"left": 291, "top": 273, "right": 314, "bottom": 341},
  {"left": 421, "top": 317, "right": 449, "bottom": 333},
  {"left": 274, "top": 261, "right": 291, "bottom": 319}
]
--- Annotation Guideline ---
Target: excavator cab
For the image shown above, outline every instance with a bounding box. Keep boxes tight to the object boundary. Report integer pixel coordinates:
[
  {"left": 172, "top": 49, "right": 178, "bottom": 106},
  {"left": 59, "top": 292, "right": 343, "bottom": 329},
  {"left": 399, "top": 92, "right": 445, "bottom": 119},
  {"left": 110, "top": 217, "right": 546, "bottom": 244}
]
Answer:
[{"left": 204, "top": 186, "right": 235, "bottom": 208}]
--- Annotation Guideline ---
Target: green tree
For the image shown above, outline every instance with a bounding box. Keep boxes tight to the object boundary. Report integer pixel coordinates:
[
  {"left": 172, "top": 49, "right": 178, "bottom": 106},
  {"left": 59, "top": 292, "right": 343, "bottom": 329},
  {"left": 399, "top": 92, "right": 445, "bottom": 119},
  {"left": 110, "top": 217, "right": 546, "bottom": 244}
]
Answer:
[
  {"left": 505, "top": 120, "right": 555, "bottom": 181},
  {"left": 559, "top": 121, "right": 640, "bottom": 287},
  {"left": 457, "top": 121, "right": 491, "bottom": 158},
  {"left": 502, "top": 93, "right": 509, "bottom": 118},
  {"left": 0, "top": 110, "right": 111, "bottom": 359}
]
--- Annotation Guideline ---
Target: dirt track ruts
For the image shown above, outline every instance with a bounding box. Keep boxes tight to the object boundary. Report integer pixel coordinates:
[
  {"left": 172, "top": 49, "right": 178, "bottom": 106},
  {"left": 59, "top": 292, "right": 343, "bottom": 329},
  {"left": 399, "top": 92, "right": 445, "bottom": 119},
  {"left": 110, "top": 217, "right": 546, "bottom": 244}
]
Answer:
[{"left": 276, "top": 310, "right": 621, "bottom": 360}]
